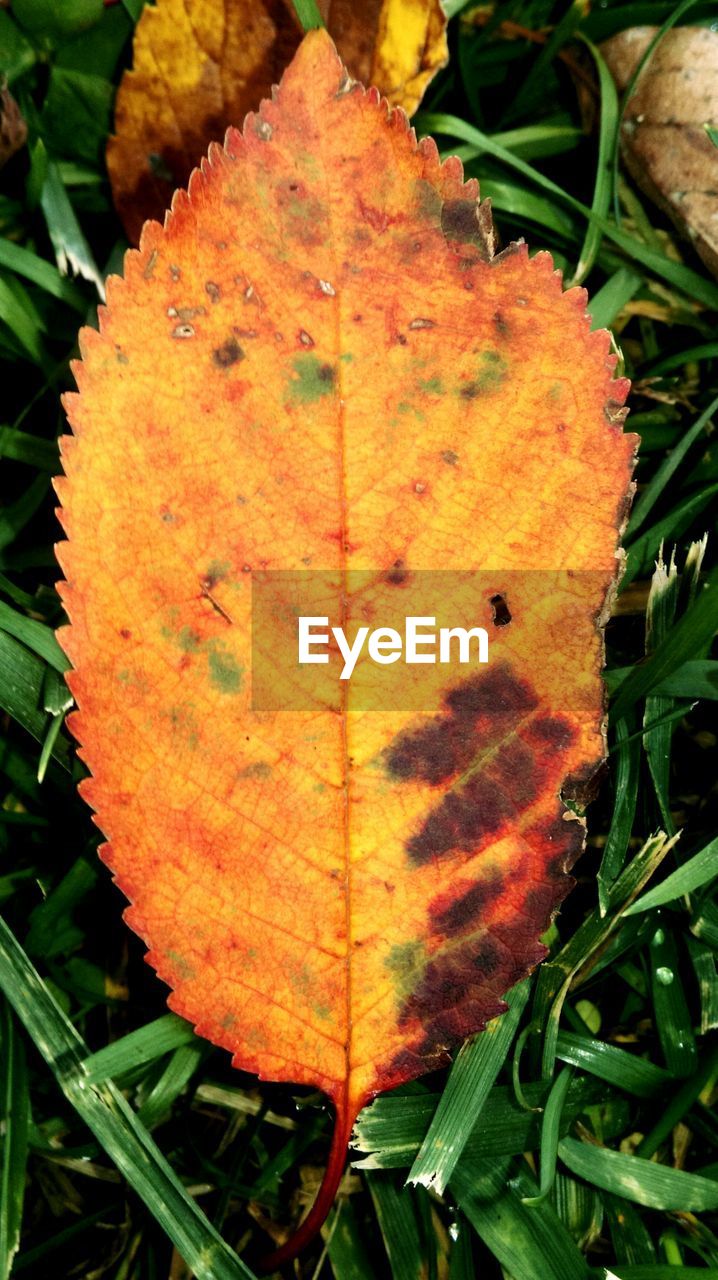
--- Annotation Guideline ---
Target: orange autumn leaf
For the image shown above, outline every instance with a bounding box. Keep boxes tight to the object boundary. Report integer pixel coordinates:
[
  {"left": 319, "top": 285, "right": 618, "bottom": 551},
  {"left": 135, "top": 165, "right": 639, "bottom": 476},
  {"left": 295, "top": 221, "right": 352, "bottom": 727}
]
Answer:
[
  {"left": 57, "top": 30, "right": 636, "bottom": 1261},
  {"left": 107, "top": 0, "right": 448, "bottom": 243}
]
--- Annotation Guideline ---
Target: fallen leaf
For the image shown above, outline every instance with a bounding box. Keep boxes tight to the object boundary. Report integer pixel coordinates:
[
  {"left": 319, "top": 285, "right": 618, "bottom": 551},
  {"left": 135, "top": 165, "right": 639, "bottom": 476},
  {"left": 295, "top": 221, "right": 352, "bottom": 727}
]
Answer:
[
  {"left": 0, "top": 86, "right": 27, "bottom": 170},
  {"left": 57, "top": 31, "right": 636, "bottom": 1260},
  {"left": 602, "top": 25, "right": 718, "bottom": 280},
  {"left": 107, "top": 0, "right": 448, "bottom": 243}
]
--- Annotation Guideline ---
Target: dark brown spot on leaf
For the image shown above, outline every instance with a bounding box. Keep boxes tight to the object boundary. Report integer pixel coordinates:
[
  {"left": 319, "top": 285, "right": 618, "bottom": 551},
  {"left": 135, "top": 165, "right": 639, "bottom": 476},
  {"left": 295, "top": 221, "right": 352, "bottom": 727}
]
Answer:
[
  {"left": 213, "top": 339, "right": 244, "bottom": 368},
  {"left": 400, "top": 935, "right": 509, "bottom": 1040},
  {"left": 430, "top": 874, "right": 504, "bottom": 938},
  {"left": 385, "top": 666, "right": 538, "bottom": 789},
  {"left": 529, "top": 713, "right": 577, "bottom": 749},
  {"left": 443, "top": 667, "right": 537, "bottom": 721},
  {"left": 406, "top": 772, "right": 518, "bottom": 863},
  {"left": 385, "top": 559, "right": 410, "bottom": 585},
  {"left": 441, "top": 198, "right": 480, "bottom": 243},
  {"left": 386, "top": 668, "right": 542, "bottom": 864}
]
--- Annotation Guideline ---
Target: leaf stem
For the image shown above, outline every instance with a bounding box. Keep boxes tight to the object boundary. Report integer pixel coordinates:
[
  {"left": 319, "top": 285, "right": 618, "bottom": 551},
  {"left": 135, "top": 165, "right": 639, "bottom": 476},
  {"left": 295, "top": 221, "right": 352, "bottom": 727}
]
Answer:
[{"left": 259, "top": 1100, "right": 355, "bottom": 1270}]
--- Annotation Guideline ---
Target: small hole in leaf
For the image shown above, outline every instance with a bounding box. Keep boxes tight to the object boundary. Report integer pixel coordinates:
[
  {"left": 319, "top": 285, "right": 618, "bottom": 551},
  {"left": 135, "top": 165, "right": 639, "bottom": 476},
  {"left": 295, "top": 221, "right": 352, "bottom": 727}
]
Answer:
[{"left": 490, "top": 594, "right": 511, "bottom": 626}]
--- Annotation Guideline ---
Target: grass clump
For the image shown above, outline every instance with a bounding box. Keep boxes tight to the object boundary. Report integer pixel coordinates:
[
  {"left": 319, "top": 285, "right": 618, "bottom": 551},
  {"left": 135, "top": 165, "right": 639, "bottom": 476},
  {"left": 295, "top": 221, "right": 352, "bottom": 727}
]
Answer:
[{"left": 1, "top": 1, "right": 718, "bottom": 1277}]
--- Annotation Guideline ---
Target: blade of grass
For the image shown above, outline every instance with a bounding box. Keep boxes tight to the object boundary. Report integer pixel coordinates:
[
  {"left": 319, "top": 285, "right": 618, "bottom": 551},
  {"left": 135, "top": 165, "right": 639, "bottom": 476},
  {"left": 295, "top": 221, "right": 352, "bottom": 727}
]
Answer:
[
  {"left": 0, "top": 998, "right": 29, "bottom": 1280},
  {"left": 612, "top": 579, "right": 718, "bottom": 719},
  {"left": 40, "top": 162, "right": 104, "bottom": 300},
  {"left": 366, "top": 1172, "right": 427, "bottom": 1280},
  {"left": 503, "top": 1, "right": 587, "bottom": 124},
  {"left": 0, "top": 631, "right": 71, "bottom": 767},
  {"left": 643, "top": 552, "right": 680, "bottom": 833},
  {"left": 625, "top": 834, "right": 718, "bottom": 916},
  {"left": 36, "top": 709, "right": 66, "bottom": 783},
  {"left": 0, "top": 475, "right": 50, "bottom": 553},
  {"left": 448, "top": 1217, "right": 473, "bottom": 1278},
  {"left": 522, "top": 1065, "right": 574, "bottom": 1205},
  {"left": 551, "top": 1171, "right": 602, "bottom": 1252},
  {"left": 692, "top": 900, "right": 718, "bottom": 950},
  {"left": 25, "top": 858, "right": 97, "bottom": 960},
  {"left": 570, "top": 38, "right": 618, "bottom": 286},
  {"left": 604, "top": 1192, "right": 656, "bottom": 1265},
  {"left": 559, "top": 1135, "right": 718, "bottom": 1211},
  {"left": 626, "top": 394, "right": 718, "bottom": 539},
  {"left": 290, "top": 0, "right": 325, "bottom": 30},
  {"left": 598, "top": 1270, "right": 718, "bottom": 1279},
  {"left": 451, "top": 1158, "right": 590, "bottom": 1280},
  {"left": 0, "top": 426, "right": 58, "bottom": 471},
  {"left": 470, "top": 177, "right": 578, "bottom": 238},
  {"left": 324, "top": 1199, "right": 375, "bottom": 1280},
  {"left": 621, "top": 485, "right": 718, "bottom": 589},
  {"left": 534, "top": 833, "right": 676, "bottom": 1079},
  {"left": 0, "top": 601, "right": 67, "bottom": 673},
  {"left": 588, "top": 268, "right": 643, "bottom": 331},
  {"left": 0, "top": 239, "right": 85, "bottom": 312},
  {"left": 644, "top": 342, "right": 718, "bottom": 376},
  {"left": 136, "top": 1042, "right": 206, "bottom": 1130},
  {"left": 407, "top": 977, "right": 530, "bottom": 1192},
  {"left": 12, "top": 1205, "right": 122, "bottom": 1274},
  {"left": 0, "top": 914, "right": 256, "bottom": 1280},
  {"left": 636, "top": 1042, "right": 718, "bottom": 1159},
  {"left": 352, "top": 1077, "right": 607, "bottom": 1172},
  {"left": 686, "top": 937, "right": 718, "bottom": 1034},
  {"left": 555, "top": 1031, "right": 671, "bottom": 1098},
  {"left": 648, "top": 924, "right": 696, "bottom": 1077},
  {"left": 82, "top": 1013, "right": 197, "bottom": 1083},
  {"left": 452, "top": 123, "right": 582, "bottom": 162},
  {"left": 598, "top": 712, "right": 641, "bottom": 912},
  {"left": 0, "top": 276, "right": 44, "bottom": 365}
]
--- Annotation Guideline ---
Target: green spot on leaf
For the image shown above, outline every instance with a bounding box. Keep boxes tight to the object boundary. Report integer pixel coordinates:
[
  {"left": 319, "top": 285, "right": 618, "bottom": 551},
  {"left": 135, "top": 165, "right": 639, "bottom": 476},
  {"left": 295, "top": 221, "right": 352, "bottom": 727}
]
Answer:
[
  {"left": 205, "top": 559, "right": 230, "bottom": 585},
  {"left": 178, "top": 626, "right": 201, "bottom": 653},
  {"left": 208, "top": 649, "right": 243, "bottom": 694},
  {"left": 287, "top": 354, "right": 336, "bottom": 403},
  {"left": 419, "top": 376, "right": 444, "bottom": 395},
  {"left": 385, "top": 940, "right": 426, "bottom": 993},
  {"left": 457, "top": 350, "right": 508, "bottom": 398}
]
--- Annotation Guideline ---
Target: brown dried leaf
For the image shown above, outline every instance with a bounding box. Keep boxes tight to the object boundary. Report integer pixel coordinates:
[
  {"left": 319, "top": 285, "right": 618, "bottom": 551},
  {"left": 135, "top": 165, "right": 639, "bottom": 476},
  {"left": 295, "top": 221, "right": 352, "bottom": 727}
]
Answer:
[
  {"left": 107, "top": 0, "right": 448, "bottom": 243},
  {"left": 602, "top": 25, "right": 718, "bottom": 279},
  {"left": 0, "top": 86, "right": 27, "bottom": 171}
]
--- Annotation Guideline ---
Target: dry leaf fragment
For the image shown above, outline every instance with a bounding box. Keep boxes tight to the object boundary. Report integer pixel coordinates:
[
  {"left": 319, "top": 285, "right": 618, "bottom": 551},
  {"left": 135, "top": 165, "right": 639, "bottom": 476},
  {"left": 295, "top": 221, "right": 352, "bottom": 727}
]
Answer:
[
  {"left": 59, "top": 31, "right": 635, "bottom": 1260},
  {"left": 602, "top": 25, "right": 718, "bottom": 279},
  {"left": 107, "top": 0, "right": 448, "bottom": 242},
  {"left": 0, "top": 86, "right": 27, "bottom": 170}
]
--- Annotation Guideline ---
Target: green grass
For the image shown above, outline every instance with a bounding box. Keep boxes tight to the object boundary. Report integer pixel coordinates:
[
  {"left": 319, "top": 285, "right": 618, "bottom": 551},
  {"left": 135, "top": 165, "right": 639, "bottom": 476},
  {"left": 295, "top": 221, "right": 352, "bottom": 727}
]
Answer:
[{"left": 1, "top": 0, "right": 718, "bottom": 1276}]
